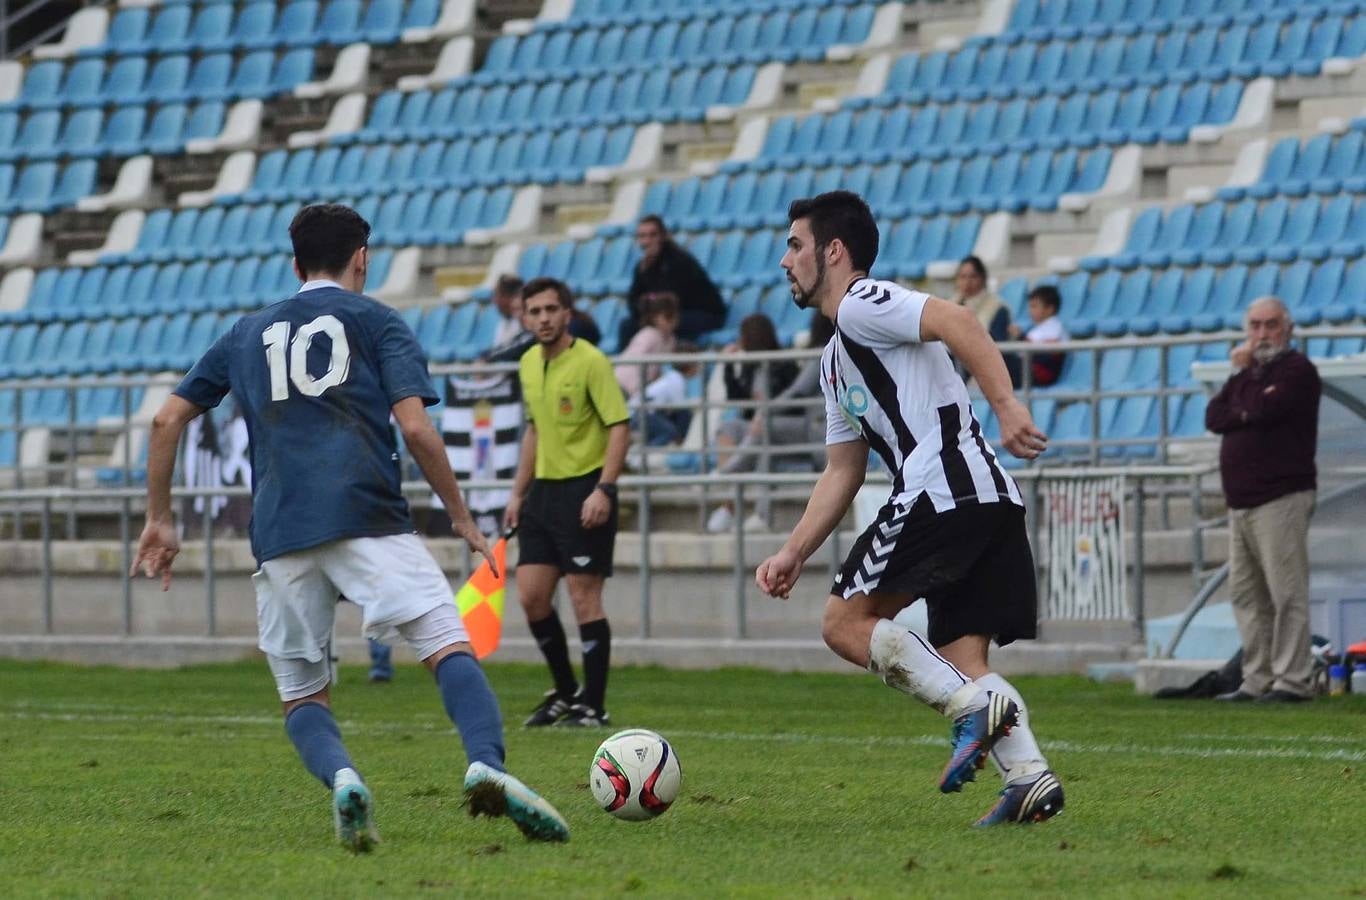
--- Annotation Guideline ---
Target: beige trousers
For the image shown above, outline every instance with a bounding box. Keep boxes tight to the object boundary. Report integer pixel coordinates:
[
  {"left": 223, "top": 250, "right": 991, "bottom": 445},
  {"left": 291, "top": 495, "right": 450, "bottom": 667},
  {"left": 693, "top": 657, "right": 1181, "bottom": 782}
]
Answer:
[{"left": 1227, "top": 489, "right": 1316, "bottom": 696}]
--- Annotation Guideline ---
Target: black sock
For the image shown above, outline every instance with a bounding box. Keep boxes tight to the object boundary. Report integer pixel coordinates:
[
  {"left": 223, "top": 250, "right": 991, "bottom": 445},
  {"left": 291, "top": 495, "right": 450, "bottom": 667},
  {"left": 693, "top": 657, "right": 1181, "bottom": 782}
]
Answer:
[
  {"left": 579, "top": 618, "right": 612, "bottom": 714},
  {"left": 528, "top": 610, "right": 578, "bottom": 699}
]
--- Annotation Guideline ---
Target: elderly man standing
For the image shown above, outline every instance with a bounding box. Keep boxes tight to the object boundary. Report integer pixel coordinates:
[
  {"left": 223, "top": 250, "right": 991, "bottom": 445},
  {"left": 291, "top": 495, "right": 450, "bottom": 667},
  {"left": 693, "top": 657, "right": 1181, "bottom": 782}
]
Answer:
[{"left": 1205, "top": 297, "right": 1321, "bottom": 703}]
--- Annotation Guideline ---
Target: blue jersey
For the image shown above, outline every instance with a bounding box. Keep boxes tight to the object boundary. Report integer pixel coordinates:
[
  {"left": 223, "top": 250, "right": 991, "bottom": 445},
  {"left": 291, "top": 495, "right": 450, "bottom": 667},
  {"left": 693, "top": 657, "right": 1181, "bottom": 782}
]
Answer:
[{"left": 175, "top": 286, "right": 438, "bottom": 562}]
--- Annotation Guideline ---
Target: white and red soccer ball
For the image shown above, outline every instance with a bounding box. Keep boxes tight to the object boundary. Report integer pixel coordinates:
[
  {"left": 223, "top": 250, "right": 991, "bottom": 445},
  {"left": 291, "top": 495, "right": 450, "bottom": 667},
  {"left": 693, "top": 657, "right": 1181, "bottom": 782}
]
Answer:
[{"left": 589, "top": 729, "right": 682, "bottom": 821}]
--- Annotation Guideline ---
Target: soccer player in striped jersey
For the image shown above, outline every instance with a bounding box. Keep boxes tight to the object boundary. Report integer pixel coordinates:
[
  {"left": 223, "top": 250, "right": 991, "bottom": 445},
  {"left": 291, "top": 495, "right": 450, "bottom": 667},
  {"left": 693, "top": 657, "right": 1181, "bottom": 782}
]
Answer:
[{"left": 755, "top": 191, "right": 1064, "bottom": 826}]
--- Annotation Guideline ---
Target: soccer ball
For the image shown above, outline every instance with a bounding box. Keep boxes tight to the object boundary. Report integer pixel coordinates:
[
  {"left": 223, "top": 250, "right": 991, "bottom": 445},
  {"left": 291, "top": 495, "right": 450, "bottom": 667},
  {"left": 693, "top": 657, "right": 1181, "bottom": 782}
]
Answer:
[{"left": 589, "top": 729, "right": 682, "bottom": 821}]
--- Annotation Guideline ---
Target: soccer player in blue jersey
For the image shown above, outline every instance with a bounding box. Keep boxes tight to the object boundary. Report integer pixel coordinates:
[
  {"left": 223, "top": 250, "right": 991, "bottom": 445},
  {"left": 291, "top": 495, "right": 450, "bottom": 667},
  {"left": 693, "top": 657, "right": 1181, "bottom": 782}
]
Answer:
[{"left": 131, "top": 203, "right": 569, "bottom": 850}]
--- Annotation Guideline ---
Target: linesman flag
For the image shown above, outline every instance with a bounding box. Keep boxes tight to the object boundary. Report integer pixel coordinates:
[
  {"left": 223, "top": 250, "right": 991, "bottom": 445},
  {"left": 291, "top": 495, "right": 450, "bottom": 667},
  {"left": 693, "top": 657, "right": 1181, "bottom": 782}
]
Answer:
[{"left": 455, "top": 529, "right": 511, "bottom": 659}]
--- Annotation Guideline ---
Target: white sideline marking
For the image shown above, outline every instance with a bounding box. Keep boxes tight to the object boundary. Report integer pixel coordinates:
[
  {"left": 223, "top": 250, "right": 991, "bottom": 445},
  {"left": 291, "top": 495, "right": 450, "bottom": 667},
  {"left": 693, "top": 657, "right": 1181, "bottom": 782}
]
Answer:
[{"left": 4, "top": 707, "right": 1365, "bottom": 764}]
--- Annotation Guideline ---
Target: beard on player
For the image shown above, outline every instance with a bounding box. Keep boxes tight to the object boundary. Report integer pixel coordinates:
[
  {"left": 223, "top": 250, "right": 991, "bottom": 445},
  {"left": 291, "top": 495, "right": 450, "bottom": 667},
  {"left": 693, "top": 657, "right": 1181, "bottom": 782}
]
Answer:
[{"left": 789, "top": 253, "right": 826, "bottom": 310}]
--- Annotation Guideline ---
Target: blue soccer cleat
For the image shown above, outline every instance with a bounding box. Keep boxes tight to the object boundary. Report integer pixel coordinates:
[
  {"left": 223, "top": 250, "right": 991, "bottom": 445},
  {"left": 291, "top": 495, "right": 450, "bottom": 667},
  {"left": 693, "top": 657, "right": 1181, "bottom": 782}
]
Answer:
[
  {"left": 975, "top": 770, "right": 1065, "bottom": 826},
  {"left": 333, "top": 768, "right": 379, "bottom": 853},
  {"left": 939, "top": 691, "right": 1020, "bottom": 793},
  {"left": 464, "top": 762, "right": 570, "bottom": 843}
]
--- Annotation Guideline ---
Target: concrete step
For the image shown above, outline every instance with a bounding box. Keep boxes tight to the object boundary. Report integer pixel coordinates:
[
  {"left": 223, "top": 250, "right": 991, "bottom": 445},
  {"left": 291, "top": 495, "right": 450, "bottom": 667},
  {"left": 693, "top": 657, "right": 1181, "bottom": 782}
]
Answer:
[
  {"left": 433, "top": 264, "right": 489, "bottom": 292},
  {"left": 555, "top": 202, "right": 612, "bottom": 232}
]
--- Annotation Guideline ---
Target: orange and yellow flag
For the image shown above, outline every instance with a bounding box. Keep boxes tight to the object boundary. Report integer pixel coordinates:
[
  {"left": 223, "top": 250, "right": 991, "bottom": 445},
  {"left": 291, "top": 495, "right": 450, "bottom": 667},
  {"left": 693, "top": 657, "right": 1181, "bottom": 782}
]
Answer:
[{"left": 455, "top": 534, "right": 507, "bottom": 659}]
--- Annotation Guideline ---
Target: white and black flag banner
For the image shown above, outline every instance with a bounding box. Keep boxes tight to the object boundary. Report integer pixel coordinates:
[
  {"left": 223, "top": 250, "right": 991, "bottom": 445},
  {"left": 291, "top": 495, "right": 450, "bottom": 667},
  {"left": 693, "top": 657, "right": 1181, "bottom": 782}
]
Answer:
[
  {"left": 438, "top": 374, "right": 523, "bottom": 536},
  {"left": 1042, "top": 475, "right": 1128, "bottom": 620},
  {"left": 181, "top": 401, "right": 251, "bottom": 529}
]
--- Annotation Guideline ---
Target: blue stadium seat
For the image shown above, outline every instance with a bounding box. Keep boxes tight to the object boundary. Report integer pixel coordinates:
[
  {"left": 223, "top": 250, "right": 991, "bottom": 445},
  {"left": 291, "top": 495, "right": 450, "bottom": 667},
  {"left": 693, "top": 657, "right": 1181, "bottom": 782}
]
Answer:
[
  {"left": 86, "top": 7, "right": 150, "bottom": 57},
  {"left": 60, "top": 58, "right": 106, "bottom": 108},
  {"left": 272, "top": 1, "right": 320, "bottom": 48},
  {"left": 317, "top": 0, "right": 363, "bottom": 46},
  {"left": 102, "top": 105, "right": 148, "bottom": 156},
  {"left": 3, "top": 61, "right": 63, "bottom": 111},
  {"left": 54, "top": 108, "right": 103, "bottom": 158},
  {"left": 1198, "top": 199, "right": 1255, "bottom": 266},
  {"left": 136, "top": 55, "right": 191, "bottom": 105},
  {"left": 2, "top": 111, "right": 60, "bottom": 162}
]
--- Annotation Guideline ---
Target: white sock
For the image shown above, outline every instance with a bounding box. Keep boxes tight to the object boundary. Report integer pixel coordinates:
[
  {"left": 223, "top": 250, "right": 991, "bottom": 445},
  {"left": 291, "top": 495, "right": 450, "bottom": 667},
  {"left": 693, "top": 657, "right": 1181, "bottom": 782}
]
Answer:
[
  {"left": 974, "top": 672, "right": 1048, "bottom": 785},
  {"left": 867, "top": 619, "right": 985, "bottom": 716}
]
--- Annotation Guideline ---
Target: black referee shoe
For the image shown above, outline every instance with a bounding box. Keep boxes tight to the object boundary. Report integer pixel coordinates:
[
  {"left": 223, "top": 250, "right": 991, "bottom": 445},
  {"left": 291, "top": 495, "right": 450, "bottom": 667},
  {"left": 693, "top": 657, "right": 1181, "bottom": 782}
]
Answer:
[
  {"left": 554, "top": 703, "right": 611, "bottom": 729},
  {"left": 523, "top": 690, "right": 573, "bottom": 727}
]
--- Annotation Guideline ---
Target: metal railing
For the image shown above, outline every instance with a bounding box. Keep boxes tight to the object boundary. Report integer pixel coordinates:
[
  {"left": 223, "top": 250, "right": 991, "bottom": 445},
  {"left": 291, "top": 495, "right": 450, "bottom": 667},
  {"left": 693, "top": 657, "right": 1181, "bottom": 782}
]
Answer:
[
  {"left": 6, "top": 325, "right": 1364, "bottom": 539},
  {"left": 0, "top": 466, "right": 1218, "bottom": 643}
]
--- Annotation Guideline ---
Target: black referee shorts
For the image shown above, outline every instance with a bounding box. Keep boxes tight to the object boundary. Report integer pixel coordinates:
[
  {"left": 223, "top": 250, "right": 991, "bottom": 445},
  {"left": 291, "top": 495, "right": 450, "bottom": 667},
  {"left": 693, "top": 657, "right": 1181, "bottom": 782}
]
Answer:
[
  {"left": 832, "top": 495, "right": 1038, "bottom": 648},
  {"left": 518, "top": 469, "right": 617, "bottom": 577}
]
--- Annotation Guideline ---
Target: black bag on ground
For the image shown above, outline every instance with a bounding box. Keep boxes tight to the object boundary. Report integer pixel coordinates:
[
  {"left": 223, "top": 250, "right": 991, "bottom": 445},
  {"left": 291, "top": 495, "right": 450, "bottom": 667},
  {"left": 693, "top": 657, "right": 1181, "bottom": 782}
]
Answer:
[{"left": 1153, "top": 650, "right": 1243, "bottom": 699}]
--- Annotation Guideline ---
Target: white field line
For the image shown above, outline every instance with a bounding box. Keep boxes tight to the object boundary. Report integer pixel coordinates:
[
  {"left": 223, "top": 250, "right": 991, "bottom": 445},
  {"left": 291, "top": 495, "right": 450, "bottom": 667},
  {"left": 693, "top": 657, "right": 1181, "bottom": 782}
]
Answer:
[{"left": 4, "top": 707, "right": 1366, "bottom": 764}]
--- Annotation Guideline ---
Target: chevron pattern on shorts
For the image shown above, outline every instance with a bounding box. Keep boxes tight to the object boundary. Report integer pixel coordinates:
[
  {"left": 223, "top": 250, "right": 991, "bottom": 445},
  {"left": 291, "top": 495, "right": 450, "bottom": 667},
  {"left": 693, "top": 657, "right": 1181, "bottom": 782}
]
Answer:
[{"left": 849, "top": 503, "right": 910, "bottom": 595}]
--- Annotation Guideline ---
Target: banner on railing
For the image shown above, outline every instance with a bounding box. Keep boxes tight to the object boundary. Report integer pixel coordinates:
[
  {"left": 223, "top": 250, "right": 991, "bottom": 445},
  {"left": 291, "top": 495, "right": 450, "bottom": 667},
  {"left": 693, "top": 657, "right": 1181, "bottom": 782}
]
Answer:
[
  {"left": 439, "top": 374, "right": 523, "bottom": 536},
  {"left": 1042, "top": 475, "right": 1128, "bottom": 620},
  {"left": 181, "top": 403, "right": 251, "bottom": 531}
]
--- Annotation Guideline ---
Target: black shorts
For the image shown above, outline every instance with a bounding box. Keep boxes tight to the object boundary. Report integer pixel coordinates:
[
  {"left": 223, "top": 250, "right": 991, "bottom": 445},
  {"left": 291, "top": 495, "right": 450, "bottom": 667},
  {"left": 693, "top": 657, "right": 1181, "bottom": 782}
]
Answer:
[
  {"left": 518, "top": 469, "right": 617, "bottom": 577},
  {"left": 832, "top": 495, "right": 1038, "bottom": 648}
]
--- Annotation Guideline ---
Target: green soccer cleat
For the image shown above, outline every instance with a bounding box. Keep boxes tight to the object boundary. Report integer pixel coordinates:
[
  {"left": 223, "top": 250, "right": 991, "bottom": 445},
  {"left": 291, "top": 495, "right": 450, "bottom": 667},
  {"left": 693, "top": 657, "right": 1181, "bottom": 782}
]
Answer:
[
  {"left": 464, "top": 762, "right": 570, "bottom": 843},
  {"left": 333, "top": 768, "right": 379, "bottom": 853}
]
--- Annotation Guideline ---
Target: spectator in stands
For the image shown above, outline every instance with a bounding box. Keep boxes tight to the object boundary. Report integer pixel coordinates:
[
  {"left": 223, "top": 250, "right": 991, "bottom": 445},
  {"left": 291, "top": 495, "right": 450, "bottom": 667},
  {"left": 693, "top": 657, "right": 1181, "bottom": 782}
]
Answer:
[
  {"left": 952, "top": 256, "right": 1020, "bottom": 385},
  {"left": 618, "top": 215, "right": 726, "bottom": 349},
  {"left": 615, "top": 292, "right": 680, "bottom": 398},
  {"left": 491, "top": 274, "right": 525, "bottom": 348},
  {"left": 1205, "top": 296, "right": 1321, "bottom": 704},
  {"left": 485, "top": 276, "right": 535, "bottom": 364},
  {"left": 632, "top": 342, "right": 701, "bottom": 447},
  {"left": 706, "top": 313, "right": 802, "bottom": 533},
  {"left": 1007, "top": 284, "right": 1069, "bottom": 387},
  {"left": 570, "top": 308, "right": 603, "bottom": 346}
]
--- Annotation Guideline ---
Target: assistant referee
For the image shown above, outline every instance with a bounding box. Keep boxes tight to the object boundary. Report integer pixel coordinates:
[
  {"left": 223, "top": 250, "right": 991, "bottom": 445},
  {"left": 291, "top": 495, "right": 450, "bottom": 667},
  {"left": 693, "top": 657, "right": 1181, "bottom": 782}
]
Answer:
[{"left": 506, "top": 277, "right": 630, "bottom": 728}]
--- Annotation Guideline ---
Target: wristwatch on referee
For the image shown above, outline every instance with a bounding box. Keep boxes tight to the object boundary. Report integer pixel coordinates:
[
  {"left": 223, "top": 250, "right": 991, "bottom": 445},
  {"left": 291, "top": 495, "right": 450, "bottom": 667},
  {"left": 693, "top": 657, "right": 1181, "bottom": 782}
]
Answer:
[{"left": 595, "top": 482, "right": 617, "bottom": 499}]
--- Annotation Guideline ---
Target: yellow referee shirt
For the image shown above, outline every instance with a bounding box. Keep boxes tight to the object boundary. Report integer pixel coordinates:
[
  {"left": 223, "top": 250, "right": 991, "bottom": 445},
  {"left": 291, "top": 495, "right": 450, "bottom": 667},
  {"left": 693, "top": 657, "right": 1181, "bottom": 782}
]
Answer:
[{"left": 519, "top": 338, "right": 629, "bottom": 480}]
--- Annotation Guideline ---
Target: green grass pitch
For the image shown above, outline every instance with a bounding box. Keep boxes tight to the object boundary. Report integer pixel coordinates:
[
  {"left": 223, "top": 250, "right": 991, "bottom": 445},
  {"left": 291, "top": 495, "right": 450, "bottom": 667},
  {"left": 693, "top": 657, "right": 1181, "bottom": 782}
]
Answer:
[{"left": 3, "top": 659, "right": 1364, "bottom": 898}]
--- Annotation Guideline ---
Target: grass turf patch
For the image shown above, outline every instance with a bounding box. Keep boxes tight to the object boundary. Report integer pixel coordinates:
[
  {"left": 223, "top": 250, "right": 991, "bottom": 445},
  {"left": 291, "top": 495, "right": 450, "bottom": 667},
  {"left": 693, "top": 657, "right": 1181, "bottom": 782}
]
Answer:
[{"left": 2, "top": 660, "right": 1364, "bottom": 898}]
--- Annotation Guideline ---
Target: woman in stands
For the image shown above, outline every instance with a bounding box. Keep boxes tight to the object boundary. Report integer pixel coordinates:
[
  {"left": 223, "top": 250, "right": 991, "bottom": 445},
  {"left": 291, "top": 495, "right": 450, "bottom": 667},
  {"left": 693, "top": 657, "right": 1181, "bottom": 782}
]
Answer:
[
  {"left": 952, "top": 255, "right": 1021, "bottom": 387},
  {"left": 706, "top": 312, "right": 804, "bottom": 533}
]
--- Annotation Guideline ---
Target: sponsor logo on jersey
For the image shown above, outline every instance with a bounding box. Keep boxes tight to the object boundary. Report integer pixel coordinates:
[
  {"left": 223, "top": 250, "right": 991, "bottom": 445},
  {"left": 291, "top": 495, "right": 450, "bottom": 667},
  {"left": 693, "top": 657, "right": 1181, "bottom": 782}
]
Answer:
[
  {"left": 559, "top": 395, "right": 574, "bottom": 415},
  {"left": 838, "top": 384, "right": 869, "bottom": 434}
]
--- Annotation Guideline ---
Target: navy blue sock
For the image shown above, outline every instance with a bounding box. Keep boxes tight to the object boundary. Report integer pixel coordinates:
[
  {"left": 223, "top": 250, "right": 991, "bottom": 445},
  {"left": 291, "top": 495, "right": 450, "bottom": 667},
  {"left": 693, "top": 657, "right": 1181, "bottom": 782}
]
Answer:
[
  {"left": 284, "top": 702, "right": 356, "bottom": 789},
  {"left": 435, "top": 653, "right": 507, "bottom": 772}
]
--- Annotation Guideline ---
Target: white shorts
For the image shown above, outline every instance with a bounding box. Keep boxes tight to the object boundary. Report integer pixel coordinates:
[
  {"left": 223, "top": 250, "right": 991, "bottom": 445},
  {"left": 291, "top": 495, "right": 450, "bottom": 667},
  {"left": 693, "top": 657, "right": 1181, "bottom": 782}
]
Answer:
[{"left": 252, "top": 533, "right": 469, "bottom": 701}]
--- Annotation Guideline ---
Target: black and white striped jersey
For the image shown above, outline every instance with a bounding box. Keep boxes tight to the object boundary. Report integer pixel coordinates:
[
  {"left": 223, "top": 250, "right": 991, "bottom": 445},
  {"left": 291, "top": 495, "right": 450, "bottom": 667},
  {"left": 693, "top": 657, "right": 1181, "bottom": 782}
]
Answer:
[{"left": 819, "top": 277, "right": 1022, "bottom": 511}]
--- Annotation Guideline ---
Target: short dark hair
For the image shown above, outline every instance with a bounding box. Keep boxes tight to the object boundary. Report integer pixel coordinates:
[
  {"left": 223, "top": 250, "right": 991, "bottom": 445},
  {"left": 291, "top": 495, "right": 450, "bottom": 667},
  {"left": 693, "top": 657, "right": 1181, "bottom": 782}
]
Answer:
[
  {"left": 1028, "top": 284, "right": 1062, "bottom": 313},
  {"left": 289, "top": 204, "right": 370, "bottom": 277},
  {"left": 959, "top": 255, "right": 987, "bottom": 279},
  {"left": 787, "top": 190, "right": 879, "bottom": 273},
  {"left": 494, "top": 273, "right": 524, "bottom": 298},
  {"left": 521, "top": 276, "right": 574, "bottom": 309},
  {"left": 637, "top": 214, "right": 668, "bottom": 235}
]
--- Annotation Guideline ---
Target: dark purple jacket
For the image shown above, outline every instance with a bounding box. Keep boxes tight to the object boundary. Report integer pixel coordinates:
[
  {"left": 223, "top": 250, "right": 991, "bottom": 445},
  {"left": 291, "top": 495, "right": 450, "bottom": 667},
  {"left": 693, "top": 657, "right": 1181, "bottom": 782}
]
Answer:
[{"left": 1204, "top": 348, "right": 1320, "bottom": 510}]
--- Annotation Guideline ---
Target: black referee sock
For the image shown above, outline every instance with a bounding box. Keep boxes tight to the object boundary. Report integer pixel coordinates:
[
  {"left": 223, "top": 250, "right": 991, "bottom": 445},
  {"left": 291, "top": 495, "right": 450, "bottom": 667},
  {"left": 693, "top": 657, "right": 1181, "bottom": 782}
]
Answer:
[
  {"left": 579, "top": 618, "right": 612, "bottom": 714},
  {"left": 528, "top": 610, "right": 578, "bottom": 700}
]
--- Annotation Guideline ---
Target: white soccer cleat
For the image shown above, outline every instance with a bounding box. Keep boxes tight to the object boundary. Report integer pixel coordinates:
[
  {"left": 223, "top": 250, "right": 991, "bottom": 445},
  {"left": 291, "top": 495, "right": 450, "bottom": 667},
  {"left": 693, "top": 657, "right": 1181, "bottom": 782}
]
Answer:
[
  {"left": 463, "top": 761, "right": 570, "bottom": 843},
  {"left": 332, "top": 767, "right": 379, "bottom": 853}
]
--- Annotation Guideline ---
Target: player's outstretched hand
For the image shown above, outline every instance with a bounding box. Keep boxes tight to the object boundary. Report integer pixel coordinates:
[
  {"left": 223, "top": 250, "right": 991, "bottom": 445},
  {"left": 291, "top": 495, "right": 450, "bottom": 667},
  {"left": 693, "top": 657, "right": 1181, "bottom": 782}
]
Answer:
[
  {"left": 755, "top": 548, "right": 803, "bottom": 600},
  {"left": 997, "top": 398, "right": 1048, "bottom": 460},
  {"left": 580, "top": 489, "right": 610, "bottom": 529},
  {"left": 130, "top": 516, "right": 180, "bottom": 592},
  {"left": 453, "top": 519, "right": 498, "bottom": 579}
]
